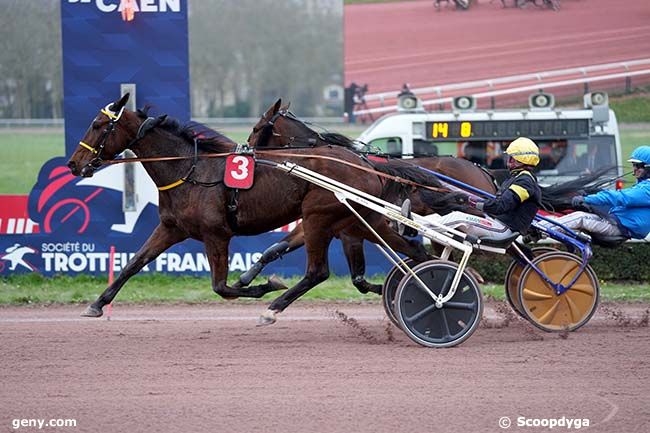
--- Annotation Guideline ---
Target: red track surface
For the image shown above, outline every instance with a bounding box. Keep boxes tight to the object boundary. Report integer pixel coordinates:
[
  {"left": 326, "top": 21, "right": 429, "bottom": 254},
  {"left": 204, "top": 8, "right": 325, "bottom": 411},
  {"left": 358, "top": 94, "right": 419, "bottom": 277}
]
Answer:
[
  {"left": 1, "top": 302, "right": 649, "bottom": 432},
  {"left": 345, "top": 0, "right": 650, "bottom": 95}
]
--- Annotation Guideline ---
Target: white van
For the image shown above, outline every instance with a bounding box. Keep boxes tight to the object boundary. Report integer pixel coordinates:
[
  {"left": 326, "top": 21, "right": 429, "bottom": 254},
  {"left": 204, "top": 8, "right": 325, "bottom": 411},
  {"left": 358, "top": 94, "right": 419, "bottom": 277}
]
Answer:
[{"left": 357, "top": 99, "right": 623, "bottom": 186}]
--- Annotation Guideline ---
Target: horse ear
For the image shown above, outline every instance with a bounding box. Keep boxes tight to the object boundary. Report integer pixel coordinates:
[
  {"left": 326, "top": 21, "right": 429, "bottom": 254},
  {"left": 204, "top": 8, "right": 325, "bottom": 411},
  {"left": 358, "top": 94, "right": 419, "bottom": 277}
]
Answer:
[
  {"left": 280, "top": 102, "right": 291, "bottom": 111},
  {"left": 153, "top": 114, "right": 168, "bottom": 126},
  {"left": 272, "top": 98, "right": 282, "bottom": 114},
  {"left": 110, "top": 93, "right": 130, "bottom": 112}
]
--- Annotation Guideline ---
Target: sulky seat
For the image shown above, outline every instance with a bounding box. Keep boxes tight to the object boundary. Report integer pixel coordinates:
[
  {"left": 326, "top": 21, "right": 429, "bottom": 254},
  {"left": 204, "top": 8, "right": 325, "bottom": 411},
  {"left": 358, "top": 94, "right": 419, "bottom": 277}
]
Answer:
[{"left": 478, "top": 231, "right": 521, "bottom": 249}]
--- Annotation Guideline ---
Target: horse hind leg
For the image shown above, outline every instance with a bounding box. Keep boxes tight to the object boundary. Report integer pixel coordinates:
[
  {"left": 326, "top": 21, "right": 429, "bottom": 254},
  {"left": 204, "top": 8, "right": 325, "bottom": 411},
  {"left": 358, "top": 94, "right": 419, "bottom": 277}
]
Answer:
[
  {"left": 340, "top": 231, "right": 381, "bottom": 295},
  {"left": 258, "top": 227, "right": 334, "bottom": 326},
  {"left": 232, "top": 241, "right": 290, "bottom": 289},
  {"left": 233, "top": 223, "right": 306, "bottom": 289},
  {"left": 258, "top": 266, "right": 330, "bottom": 326},
  {"left": 205, "top": 237, "right": 288, "bottom": 300}
]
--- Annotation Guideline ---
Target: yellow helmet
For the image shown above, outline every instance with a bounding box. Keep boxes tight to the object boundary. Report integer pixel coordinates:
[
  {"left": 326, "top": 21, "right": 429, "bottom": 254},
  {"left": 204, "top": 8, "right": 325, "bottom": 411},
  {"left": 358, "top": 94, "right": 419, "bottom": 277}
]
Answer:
[{"left": 506, "top": 137, "right": 540, "bottom": 166}]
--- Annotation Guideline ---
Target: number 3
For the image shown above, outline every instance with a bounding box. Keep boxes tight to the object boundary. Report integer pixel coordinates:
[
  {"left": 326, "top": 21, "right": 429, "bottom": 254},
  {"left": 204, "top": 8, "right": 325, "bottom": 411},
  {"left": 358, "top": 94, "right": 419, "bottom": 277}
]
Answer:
[{"left": 230, "top": 156, "right": 249, "bottom": 180}]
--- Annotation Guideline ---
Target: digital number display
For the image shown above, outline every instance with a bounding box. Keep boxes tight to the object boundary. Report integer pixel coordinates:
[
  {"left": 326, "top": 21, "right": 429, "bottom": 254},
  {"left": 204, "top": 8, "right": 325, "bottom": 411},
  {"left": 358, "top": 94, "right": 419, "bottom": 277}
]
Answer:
[{"left": 425, "top": 119, "right": 589, "bottom": 141}]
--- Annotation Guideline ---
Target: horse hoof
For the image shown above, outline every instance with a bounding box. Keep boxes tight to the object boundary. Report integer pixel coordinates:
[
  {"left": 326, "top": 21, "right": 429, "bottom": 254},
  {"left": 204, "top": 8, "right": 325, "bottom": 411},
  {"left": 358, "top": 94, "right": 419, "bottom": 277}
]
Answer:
[
  {"left": 81, "top": 305, "right": 103, "bottom": 318},
  {"left": 268, "top": 275, "right": 288, "bottom": 291},
  {"left": 257, "top": 309, "right": 278, "bottom": 327}
]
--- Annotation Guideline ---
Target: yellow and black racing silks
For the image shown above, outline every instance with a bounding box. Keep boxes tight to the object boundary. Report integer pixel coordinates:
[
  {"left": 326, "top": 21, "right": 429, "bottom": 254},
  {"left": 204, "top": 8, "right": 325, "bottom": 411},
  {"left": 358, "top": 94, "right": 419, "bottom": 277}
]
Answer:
[{"left": 479, "top": 169, "right": 542, "bottom": 234}]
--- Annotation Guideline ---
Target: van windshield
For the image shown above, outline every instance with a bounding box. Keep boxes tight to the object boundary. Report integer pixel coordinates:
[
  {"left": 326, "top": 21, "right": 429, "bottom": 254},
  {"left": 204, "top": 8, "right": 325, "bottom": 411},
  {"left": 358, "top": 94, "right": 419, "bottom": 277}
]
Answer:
[
  {"left": 367, "top": 137, "right": 403, "bottom": 156},
  {"left": 412, "top": 137, "right": 618, "bottom": 183}
]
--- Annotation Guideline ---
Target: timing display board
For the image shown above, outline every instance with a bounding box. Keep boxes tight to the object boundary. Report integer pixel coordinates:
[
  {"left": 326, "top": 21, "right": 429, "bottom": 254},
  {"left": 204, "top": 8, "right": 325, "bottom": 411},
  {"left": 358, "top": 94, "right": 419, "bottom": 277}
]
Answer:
[{"left": 425, "top": 119, "right": 590, "bottom": 141}]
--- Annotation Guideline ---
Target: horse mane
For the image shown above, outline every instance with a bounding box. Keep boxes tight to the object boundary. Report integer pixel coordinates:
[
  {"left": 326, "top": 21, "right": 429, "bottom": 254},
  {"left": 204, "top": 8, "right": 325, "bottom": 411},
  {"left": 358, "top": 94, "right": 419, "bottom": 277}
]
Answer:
[
  {"left": 541, "top": 166, "right": 616, "bottom": 211},
  {"left": 262, "top": 111, "right": 358, "bottom": 150},
  {"left": 136, "top": 107, "right": 235, "bottom": 152},
  {"left": 320, "top": 132, "right": 358, "bottom": 150}
]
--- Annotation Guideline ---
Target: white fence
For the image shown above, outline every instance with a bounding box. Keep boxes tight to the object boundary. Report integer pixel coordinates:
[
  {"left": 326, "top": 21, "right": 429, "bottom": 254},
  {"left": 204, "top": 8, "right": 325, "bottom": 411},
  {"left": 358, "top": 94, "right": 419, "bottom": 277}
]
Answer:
[{"left": 354, "top": 58, "right": 650, "bottom": 116}]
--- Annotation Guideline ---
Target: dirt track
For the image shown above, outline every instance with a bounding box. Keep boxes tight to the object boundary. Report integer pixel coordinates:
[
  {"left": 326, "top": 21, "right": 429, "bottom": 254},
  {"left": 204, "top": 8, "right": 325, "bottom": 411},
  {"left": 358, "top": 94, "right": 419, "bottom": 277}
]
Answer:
[{"left": 1, "top": 301, "right": 649, "bottom": 432}]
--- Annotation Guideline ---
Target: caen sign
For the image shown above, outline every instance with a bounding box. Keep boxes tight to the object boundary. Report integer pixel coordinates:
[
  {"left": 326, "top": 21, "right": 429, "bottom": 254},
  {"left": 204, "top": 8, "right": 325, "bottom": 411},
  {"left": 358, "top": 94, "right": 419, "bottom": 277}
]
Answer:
[{"left": 66, "top": 0, "right": 181, "bottom": 13}]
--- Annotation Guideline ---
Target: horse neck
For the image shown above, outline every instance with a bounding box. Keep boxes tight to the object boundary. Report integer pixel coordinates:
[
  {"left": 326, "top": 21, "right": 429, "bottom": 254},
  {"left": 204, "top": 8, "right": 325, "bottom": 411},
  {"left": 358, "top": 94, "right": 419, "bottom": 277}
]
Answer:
[{"left": 132, "top": 130, "right": 197, "bottom": 187}]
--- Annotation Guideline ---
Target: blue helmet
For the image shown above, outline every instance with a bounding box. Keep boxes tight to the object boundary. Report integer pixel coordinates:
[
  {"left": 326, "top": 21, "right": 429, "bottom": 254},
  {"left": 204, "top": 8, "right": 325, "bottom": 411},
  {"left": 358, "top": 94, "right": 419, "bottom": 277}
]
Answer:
[{"left": 628, "top": 146, "right": 650, "bottom": 166}]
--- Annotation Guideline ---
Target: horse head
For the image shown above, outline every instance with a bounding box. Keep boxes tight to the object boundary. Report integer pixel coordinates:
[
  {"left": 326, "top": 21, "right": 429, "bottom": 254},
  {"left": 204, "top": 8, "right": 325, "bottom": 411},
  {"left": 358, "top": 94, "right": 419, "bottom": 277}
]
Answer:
[
  {"left": 248, "top": 98, "right": 329, "bottom": 149},
  {"left": 67, "top": 93, "right": 140, "bottom": 177}
]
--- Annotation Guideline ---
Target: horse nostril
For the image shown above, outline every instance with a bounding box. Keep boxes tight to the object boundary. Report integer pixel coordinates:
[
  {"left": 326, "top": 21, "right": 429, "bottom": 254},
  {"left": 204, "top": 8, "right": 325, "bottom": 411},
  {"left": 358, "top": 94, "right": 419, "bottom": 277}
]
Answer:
[{"left": 67, "top": 161, "right": 78, "bottom": 175}]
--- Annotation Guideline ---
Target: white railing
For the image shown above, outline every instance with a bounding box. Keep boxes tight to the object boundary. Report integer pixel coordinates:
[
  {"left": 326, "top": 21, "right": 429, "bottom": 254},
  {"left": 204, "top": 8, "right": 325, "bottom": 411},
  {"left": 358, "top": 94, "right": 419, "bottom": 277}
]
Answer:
[
  {"left": 0, "top": 119, "right": 64, "bottom": 128},
  {"left": 354, "top": 67, "right": 650, "bottom": 116},
  {"left": 360, "top": 58, "right": 650, "bottom": 103}
]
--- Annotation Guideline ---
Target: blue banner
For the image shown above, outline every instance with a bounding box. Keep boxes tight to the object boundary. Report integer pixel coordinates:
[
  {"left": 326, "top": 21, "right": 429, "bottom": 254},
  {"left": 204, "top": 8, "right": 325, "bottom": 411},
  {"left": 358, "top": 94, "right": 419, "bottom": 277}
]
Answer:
[
  {"left": 61, "top": 0, "right": 190, "bottom": 156},
  {"left": 0, "top": 0, "right": 392, "bottom": 280},
  {"left": 1, "top": 157, "right": 391, "bottom": 278}
]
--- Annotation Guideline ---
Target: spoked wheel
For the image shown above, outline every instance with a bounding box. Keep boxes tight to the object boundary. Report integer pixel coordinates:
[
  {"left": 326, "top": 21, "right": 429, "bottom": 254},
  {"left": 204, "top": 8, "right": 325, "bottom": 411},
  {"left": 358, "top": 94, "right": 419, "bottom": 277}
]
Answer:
[
  {"left": 382, "top": 258, "right": 416, "bottom": 328},
  {"left": 518, "top": 251, "right": 599, "bottom": 332},
  {"left": 395, "top": 260, "right": 483, "bottom": 348},
  {"left": 504, "top": 247, "right": 556, "bottom": 318}
]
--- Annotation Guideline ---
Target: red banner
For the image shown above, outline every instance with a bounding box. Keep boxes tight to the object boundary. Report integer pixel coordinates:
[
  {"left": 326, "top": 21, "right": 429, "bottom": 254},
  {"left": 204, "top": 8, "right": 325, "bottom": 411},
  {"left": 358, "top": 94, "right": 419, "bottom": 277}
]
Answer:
[{"left": 0, "top": 195, "right": 39, "bottom": 234}]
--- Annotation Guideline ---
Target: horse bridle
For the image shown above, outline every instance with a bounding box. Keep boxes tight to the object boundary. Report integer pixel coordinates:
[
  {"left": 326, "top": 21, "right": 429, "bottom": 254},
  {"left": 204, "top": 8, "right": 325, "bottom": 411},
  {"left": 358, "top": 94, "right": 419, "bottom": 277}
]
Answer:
[
  {"left": 77, "top": 103, "right": 125, "bottom": 171},
  {"left": 257, "top": 109, "right": 323, "bottom": 147},
  {"left": 77, "top": 104, "right": 161, "bottom": 173}
]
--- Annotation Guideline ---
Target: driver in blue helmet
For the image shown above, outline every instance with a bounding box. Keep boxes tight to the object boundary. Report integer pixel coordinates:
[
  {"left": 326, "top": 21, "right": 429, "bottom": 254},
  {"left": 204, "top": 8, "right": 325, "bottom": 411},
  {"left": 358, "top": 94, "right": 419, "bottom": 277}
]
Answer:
[{"left": 543, "top": 145, "right": 650, "bottom": 240}]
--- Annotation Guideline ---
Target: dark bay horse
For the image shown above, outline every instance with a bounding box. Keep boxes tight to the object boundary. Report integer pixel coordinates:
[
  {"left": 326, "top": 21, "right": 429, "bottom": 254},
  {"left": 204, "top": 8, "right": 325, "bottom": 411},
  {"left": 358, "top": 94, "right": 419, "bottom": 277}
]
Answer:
[
  {"left": 238, "top": 99, "right": 497, "bottom": 293},
  {"left": 241, "top": 99, "right": 612, "bottom": 291},
  {"left": 67, "top": 94, "right": 457, "bottom": 324}
]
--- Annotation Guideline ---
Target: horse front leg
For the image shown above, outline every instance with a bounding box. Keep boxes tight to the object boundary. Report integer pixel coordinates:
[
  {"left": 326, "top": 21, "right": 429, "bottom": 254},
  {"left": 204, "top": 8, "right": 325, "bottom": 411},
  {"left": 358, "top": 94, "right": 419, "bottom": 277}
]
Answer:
[
  {"left": 233, "top": 223, "right": 306, "bottom": 289},
  {"left": 258, "top": 224, "right": 334, "bottom": 326},
  {"left": 339, "top": 230, "right": 382, "bottom": 295},
  {"left": 205, "top": 237, "right": 287, "bottom": 299},
  {"left": 81, "top": 223, "right": 188, "bottom": 317}
]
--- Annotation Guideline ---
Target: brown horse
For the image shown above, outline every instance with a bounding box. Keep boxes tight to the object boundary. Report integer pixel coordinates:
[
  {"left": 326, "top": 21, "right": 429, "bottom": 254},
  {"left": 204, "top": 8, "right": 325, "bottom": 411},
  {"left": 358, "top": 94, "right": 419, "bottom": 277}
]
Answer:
[
  {"left": 238, "top": 99, "right": 497, "bottom": 294},
  {"left": 67, "top": 94, "right": 459, "bottom": 324}
]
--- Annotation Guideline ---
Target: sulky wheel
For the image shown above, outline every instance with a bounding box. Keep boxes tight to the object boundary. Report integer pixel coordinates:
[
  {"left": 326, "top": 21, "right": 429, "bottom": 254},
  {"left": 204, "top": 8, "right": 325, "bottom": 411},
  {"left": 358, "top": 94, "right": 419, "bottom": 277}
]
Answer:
[
  {"left": 395, "top": 260, "right": 482, "bottom": 348},
  {"left": 504, "top": 246, "right": 556, "bottom": 318},
  {"left": 382, "top": 258, "right": 417, "bottom": 328},
  {"left": 518, "top": 251, "right": 599, "bottom": 332}
]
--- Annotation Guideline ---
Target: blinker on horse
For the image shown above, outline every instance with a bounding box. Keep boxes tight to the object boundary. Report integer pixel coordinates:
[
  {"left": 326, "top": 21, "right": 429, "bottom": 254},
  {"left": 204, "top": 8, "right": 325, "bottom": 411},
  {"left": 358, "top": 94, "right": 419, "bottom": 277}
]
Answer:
[{"left": 66, "top": 93, "right": 444, "bottom": 324}]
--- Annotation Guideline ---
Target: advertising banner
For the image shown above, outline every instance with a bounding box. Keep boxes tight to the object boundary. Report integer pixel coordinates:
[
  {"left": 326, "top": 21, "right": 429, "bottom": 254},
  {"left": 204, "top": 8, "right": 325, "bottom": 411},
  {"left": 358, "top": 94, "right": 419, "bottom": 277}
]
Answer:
[{"left": 0, "top": 0, "right": 391, "bottom": 279}]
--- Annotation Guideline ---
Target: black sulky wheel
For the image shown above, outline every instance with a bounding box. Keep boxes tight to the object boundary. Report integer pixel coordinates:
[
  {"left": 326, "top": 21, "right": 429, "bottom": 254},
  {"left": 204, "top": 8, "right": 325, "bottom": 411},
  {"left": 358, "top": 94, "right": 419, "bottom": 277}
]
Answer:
[
  {"left": 504, "top": 246, "right": 556, "bottom": 318},
  {"left": 395, "top": 260, "right": 482, "bottom": 348},
  {"left": 382, "top": 258, "right": 417, "bottom": 328},
  {"left": 518, "top": 251, "right": 599, "bottom": 332}
]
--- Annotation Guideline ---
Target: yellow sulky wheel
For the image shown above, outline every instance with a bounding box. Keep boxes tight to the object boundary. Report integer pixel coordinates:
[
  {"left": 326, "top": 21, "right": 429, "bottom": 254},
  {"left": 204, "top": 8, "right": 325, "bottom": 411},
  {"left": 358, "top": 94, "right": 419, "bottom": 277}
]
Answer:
[
  {"left": 517, "top": 251, "right": 599, "bottom": 332},
  {"left": 503, "top": 247, "right": 556, "bottom": 318}
]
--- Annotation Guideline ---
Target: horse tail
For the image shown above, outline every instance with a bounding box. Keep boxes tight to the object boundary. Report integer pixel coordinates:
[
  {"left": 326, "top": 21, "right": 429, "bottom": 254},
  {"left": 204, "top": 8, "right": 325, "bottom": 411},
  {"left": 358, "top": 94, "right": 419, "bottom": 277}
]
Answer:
[
  {"left": 372, "top": 160, "right": 468, "bottom": 213},
  {"left": 541, "top": 166, "right": 616, "bottom": 212},
  {"left": 370, "top": 159, "right": 441, "bottom": 204}
]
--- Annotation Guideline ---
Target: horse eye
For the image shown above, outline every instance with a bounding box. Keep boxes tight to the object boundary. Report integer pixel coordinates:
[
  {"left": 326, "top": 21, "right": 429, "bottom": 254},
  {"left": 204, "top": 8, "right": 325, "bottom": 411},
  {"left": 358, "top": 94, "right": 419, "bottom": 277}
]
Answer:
[{"left": 92, "top": 121, "right": 101, "bottom": 130}]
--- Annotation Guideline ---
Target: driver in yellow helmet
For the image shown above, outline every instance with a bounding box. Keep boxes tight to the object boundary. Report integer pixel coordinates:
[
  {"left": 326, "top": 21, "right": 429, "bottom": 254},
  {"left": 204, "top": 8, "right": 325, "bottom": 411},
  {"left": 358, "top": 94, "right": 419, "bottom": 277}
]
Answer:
[{"left": 425, "top": 137, "right": 543, "bottom": 240}]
